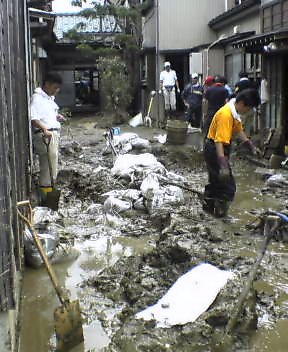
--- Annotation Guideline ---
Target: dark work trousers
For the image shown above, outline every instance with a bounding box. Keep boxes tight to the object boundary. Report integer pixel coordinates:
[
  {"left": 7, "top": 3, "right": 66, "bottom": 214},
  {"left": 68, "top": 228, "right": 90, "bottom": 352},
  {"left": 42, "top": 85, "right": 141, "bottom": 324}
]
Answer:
[
  {"left": 203, "top": 110, "right": 216, "bottom": 138},
  {"left": 186, "top": 105, "right": 202, "bottom": 128},
  {"left": 203, "top": 139, "right": 236, "bottom": 202}
]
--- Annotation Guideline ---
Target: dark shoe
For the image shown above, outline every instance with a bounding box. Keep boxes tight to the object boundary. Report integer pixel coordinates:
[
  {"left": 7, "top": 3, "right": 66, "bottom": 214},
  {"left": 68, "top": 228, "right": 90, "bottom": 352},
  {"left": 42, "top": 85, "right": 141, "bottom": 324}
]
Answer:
[{"left": 214, "top": 199, "right": 230, "bottom": 218}]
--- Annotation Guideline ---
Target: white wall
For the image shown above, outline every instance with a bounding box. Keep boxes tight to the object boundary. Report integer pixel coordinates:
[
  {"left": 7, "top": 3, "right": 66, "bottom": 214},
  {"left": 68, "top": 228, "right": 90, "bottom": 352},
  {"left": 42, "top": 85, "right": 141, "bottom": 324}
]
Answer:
[{"left": 142, "top": 0, "right": 226, "bottom": 50}]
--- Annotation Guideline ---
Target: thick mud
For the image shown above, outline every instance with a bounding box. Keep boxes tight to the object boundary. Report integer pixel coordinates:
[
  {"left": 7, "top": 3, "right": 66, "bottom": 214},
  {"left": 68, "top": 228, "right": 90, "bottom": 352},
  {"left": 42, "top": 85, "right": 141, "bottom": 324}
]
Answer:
[{"left": 20, "top": 115, "right": 288, "bottom": 352}]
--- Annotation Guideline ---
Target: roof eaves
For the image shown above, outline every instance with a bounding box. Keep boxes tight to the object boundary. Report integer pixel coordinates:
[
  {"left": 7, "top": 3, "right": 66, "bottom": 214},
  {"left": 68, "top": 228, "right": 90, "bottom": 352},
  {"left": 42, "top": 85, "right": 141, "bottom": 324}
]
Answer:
[{"left": 209, "top": 0, "right": 260, "bottom": 28}]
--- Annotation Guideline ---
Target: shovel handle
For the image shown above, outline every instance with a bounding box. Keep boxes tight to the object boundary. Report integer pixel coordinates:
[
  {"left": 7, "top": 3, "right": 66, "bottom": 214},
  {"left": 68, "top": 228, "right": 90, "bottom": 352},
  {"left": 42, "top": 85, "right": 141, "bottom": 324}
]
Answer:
[
  {"left": 17, "top": 201, "right": 68, "bottom": 304},
  {"left": 42, "top": 136, "right": 55, "bottom": 188}
]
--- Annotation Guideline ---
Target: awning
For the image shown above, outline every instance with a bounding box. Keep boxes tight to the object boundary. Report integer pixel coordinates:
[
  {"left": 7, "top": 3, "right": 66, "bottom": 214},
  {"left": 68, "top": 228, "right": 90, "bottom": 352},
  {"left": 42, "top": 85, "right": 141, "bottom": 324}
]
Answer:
[{"left": 232, "top": 29, "right": 288, "bottom": 51}]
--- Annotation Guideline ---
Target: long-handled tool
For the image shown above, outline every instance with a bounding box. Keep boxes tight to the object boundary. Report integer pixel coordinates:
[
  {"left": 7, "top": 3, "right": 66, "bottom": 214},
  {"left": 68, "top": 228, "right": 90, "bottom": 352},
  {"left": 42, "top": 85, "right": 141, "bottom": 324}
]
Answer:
[
  {"left": 17, "top": 200, "right": 84, "bottom": 351},
  {"left": 103, "top": 129, "right": 118, "bottom": 157},
  {"left": 42, "top": 136, "right": 61, "bottom": 211},
  {"left": 144, "top": 90, "right": 156, "bottom": 127},
  {"left": 225, "top": 215, "right": 279, "bottom": 334}
]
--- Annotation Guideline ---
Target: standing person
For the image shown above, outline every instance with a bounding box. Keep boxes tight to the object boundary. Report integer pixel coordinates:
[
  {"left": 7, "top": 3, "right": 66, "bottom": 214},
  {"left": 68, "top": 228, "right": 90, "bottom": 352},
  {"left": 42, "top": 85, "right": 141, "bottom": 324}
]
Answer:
[
  {"left": 30, "top": 72, "right": 64, "bottom": 201},
  {"left": 203, "top": 88, "right": 260, "bottom": 217},
  {"left": 234, "top": 71, "right": 257, "bottom": 95},
  {"left": 159, "top": 61, "right": 180, "bottom": 126},
  {"left": 203, "top": 76, "right": 229, "bottom": 137},
  {"left": 182, "top": 73, "right": 204, "bottom": 128}
]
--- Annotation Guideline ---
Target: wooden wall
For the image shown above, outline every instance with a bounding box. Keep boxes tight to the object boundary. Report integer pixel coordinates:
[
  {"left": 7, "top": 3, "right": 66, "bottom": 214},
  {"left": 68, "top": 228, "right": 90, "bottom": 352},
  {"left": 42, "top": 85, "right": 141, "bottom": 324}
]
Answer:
[{"left": 0, "top": 0, "right": 30, "bottom": 312}]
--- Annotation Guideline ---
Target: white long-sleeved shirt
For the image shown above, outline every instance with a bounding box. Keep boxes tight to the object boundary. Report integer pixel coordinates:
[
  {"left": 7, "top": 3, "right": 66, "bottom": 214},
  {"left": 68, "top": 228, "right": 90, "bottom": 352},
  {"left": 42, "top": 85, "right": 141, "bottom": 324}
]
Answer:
[{"left": 30, "top": 87, "right": 61, "bottom": 129}]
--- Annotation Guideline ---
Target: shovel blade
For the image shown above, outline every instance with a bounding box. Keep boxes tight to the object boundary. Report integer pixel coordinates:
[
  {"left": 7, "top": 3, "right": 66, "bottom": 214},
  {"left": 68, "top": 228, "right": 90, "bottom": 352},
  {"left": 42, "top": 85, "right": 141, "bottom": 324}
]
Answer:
[
  {"left": 45, "top": 189, "right": 61, "bottom": 211},
  {"left": 54, "top": 300, "right": 84, "bottom": 351}
]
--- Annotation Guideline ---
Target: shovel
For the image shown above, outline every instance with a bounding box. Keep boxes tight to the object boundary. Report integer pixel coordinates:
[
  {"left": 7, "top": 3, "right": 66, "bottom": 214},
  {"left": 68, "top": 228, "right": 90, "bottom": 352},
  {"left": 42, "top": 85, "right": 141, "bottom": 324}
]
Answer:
[
  {"left": 144, "top": 90, "right": 156, "bottom": 127},
  {"left": 17, "top": 200, "right": 84, "bottom": 351},
  {"left": 42, "top": 136, "right": 61, "bottom": 211}
]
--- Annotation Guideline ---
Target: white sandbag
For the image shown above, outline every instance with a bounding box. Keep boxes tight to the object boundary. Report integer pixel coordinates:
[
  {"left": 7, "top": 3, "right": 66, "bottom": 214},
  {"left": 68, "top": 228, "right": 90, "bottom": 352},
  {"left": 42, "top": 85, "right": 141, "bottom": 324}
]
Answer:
[
  {"left": 102, "top": 189, "right": 142, "bottom": 202},
  {"left": 150, "top": 185, "right": 184, "bottom": 210},
  {"left": 129, "top": 112, "right": 143, "bottom": 127},
  {"left": 140, "top": 174, "right": 160, "bottom": 199},
  {"left": 111, "top": 153, "right": 165, "bottom": 179},
  {"left": 103, "top": 196, "right": 131, "bottom": 214},
  {"left": 136, "top": 263, "right": 235, "bottom": 328},
  {"left": 130, "top": 137, "right": 150, "bottom": 150}
]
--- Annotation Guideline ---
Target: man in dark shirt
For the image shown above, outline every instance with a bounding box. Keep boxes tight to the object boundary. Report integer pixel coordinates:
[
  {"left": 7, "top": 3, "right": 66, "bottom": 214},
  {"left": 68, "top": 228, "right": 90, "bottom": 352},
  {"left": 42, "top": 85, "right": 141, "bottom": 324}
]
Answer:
[
  {"left": 182, "top": 73, "right": 203, "bottom": 128},
  {"left": 203, "top": 76, "right": 228, "bottom": 137},
  {"left": 234, "top": 71, "right": 257, "bottom": 95}
]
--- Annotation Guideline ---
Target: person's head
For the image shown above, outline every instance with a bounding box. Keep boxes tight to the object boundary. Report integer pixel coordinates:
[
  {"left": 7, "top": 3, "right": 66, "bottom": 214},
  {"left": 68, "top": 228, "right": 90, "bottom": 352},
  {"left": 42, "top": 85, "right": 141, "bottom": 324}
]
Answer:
[
  {"left": 239, "top": 71, "right": 248, "bottom": 79},
  {"left": 191, "top": 73, "right": 198, "bottom": 83},
  {"left": 42, "top": 72, "right": 63, "bottom": 96},
  {"left": 235, "top": 88, "right": 260, "bottom": 114},
  {"left": 164, "top": 61, "right": 171, "bottom": 71},
  {"left": 215, "top": 75, "right": 226, "bottom": 85},
  {"left": 204, "top": 75, "right": 215, "bottom": 86}
]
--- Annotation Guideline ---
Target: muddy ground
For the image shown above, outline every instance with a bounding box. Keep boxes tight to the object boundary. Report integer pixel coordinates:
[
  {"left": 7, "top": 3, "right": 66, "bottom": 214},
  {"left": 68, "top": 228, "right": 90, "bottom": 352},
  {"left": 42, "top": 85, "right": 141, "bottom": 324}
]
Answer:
[{"left": 21, "top": 113, "right": 288, "bottom": 352}]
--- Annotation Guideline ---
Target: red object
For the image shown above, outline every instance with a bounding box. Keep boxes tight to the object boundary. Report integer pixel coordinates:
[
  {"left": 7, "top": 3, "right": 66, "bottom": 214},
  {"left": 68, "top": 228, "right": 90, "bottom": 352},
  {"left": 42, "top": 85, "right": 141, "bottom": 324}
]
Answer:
[{"left": 204, "top": 76, "right": 215, "bottom": 85}]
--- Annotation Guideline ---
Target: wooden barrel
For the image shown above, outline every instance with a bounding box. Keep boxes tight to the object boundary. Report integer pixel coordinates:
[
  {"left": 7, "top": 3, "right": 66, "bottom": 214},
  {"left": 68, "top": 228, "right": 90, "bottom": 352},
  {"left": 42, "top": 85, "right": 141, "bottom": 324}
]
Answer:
[{"left": 166, "top": 120, "right": 188, "bottom": 145}]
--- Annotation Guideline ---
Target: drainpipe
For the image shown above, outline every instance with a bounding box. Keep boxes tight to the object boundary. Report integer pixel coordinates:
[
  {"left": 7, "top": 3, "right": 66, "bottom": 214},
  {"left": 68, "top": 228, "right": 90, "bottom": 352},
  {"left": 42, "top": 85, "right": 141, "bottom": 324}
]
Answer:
[
  {"left": 155, "top": 0, "right": 160, "bottom": 125},
  {"left": 225, "top": 0, "right": 228, "bottom": 12}
]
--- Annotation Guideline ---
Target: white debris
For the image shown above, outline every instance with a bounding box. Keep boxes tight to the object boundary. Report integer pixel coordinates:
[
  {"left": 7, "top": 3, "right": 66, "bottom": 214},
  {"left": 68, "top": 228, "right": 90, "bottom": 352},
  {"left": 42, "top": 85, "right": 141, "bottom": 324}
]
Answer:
[
  {"left": 129, "top": 112, "right": 143, "bottom": 127},
  {"left": 136, "top": 263, "right": 235, "bottom": 328},
  {"left": 102, "top": 189, "right": 142, "bottom": 202},
  {"left": 111, "top": 153, "right": 165, "bottom": 180},
  {"left": 154, "top": 134, "right": 167, "bottom": 144},
  {"left": 265, "top": 173, "right": 288, "bottom": 187},
  {"left": 103, "top": 196, "right": 132, "bottom": 215}
]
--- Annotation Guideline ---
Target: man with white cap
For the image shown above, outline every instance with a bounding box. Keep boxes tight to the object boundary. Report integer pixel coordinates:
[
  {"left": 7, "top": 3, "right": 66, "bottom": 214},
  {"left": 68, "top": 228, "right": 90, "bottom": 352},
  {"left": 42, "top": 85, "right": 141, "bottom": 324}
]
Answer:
[
  {"left": 182, "top": 73, "right": 203, "bottom": 128},
  {"left": 159, "top": 61, "right": 180, "bottom": 125}
]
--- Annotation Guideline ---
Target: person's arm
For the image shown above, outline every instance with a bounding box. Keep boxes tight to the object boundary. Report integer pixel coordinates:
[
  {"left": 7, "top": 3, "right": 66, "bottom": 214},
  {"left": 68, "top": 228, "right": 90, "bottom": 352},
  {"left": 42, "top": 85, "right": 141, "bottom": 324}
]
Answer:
[
  {"left": 175, "top": 79, "right": 180, "bottom": 93},
  {"left": 237, "top": 130, "right": 261, "bottom": 155},
  {"left": 31, "top": 119, "right": 52, "bottom": 137}
]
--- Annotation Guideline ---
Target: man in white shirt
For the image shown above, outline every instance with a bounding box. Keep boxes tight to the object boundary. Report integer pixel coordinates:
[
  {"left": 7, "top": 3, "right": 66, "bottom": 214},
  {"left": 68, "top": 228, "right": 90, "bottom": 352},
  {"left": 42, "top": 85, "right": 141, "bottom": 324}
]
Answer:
[
  {"left": 30, "top": 72, "right": 63, "bottom": 198},
  {"left": 159, "top": 62, "right": 180, "bottom": 123}
]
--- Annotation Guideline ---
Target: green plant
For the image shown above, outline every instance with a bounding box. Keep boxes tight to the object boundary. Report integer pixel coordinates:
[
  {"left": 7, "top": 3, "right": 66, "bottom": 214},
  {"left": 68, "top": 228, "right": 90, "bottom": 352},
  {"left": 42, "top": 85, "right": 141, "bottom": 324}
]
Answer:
[{"left": 98, "top": 56, "right": 132, "bottom": 112}]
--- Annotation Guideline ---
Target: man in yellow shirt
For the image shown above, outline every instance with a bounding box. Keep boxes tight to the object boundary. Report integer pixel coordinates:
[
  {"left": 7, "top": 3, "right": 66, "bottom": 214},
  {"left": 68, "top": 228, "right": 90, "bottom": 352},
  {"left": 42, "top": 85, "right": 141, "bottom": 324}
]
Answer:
[{"left": 203, "top": 88, "right": 260, "bottom": 217}]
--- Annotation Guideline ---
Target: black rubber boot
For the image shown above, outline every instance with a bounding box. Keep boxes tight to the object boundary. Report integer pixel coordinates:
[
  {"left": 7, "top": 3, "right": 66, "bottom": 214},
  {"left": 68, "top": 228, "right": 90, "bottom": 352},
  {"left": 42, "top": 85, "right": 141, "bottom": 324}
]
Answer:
[
  {"left": 202, "top": 197, "right": 215, "bottom": 215},
  {"left": 214, "top": 199, "right": 230, "bottom": 218}
]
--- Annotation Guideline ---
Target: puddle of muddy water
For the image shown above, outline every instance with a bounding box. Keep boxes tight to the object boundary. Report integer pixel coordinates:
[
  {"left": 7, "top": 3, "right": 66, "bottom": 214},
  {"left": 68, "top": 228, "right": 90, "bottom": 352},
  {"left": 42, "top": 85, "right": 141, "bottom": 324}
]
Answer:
[{"left": 19, "top": 229, "right": 155, "bottom": 352}]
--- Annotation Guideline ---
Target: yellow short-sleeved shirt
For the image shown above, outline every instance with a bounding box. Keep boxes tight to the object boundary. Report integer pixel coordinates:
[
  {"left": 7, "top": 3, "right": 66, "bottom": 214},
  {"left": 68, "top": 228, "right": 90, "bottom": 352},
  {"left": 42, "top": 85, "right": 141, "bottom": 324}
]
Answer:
[{"left": 207, "top": 102, "right": 243, "bottom": 145}]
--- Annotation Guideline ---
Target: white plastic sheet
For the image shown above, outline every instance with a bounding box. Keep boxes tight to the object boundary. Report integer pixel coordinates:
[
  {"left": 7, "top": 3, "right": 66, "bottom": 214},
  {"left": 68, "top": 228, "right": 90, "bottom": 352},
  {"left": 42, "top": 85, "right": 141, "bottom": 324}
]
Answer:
[{"left": 136, "top": 263, "right": 235, "bottom": 328}]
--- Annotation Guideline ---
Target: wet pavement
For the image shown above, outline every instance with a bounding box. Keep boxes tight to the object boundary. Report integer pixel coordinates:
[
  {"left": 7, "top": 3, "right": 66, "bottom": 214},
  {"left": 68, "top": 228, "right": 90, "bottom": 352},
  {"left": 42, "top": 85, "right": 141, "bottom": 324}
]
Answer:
[{"left": 19, "top": 115, "right": 288, "bottom": 351}]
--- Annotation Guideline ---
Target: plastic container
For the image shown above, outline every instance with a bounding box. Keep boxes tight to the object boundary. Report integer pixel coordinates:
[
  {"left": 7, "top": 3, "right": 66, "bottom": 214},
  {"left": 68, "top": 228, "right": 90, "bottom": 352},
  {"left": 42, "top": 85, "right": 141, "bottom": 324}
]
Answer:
[
  {"left": 166, "top": 120, "right": 188, "bottom": 145},
  {"left": 112, "top": 127, "right": 121, "bottom": 135}
]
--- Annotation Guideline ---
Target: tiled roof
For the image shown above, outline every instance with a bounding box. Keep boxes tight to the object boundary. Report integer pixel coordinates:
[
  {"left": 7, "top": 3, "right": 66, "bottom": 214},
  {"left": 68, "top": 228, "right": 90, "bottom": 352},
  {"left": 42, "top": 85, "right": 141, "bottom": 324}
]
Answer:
[{"left": 54, "top": 14, "right": 122, "bottom": 40}]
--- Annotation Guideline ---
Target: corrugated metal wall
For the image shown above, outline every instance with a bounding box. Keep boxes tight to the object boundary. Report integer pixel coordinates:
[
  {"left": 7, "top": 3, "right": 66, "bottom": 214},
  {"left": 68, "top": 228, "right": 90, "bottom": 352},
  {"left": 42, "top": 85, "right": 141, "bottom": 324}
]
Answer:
[{"left": 0, "top": 0, "right": 30, "bottom": 312}]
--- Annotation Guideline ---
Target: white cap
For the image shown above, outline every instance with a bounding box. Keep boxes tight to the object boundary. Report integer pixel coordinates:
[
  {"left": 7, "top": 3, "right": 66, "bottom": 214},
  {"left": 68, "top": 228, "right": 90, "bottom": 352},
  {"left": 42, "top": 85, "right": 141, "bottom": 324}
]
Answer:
[
  {"left": 191, "top": 73, "right": 198, "bottom": 79},
  {"left": 164, "top": 61, "right": 171, "bottom": 67}
]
